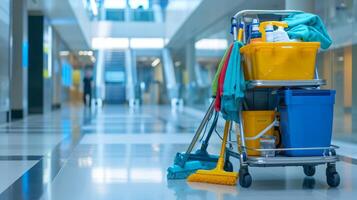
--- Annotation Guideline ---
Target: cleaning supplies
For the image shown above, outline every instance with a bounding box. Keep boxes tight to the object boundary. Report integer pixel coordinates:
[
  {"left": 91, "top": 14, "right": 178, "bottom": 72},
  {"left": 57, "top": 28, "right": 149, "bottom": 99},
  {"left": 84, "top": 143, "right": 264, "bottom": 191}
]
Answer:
[
  {"left": 220, "top": 41, "right": 245, "bottom": 122},
  {"left": 249, "top": 19, "right": 262, "bottom": 43},
  {"left": 265, "top": 23, "right": 274, "bottom": 42},
  {"left": 167, "top": 161, "right": 216, "bottom": 179},
  {"left": 237, "top": 22, "right": 244, "bottom": 42},
  {"left": 215, "top": 44, "right": 234, "bottom": 111},
  {"left": 187, "top": 121, "right": 238, "bottom": 186},
  {"left": 240, "top": 42, "right": 319, "bottom": 80},
  {"left": 212, "top": 44, "right": 233, "bottom": 97},
  {"left": 273, "top": 26, "right": 290, "bottom": 42},
  {"left": 239, "top": 111, "right": 275, "bottom": 156},
  {"left": 260, "top": 136, "right": 276, "bottom": 157},
  {"left": 283, "top": 13, "right": 332, "bottom": 49},
  {"left": 167, "top": 102, "right": 218, "bottom": 179},
  {"left": 259, "top": 21, "right": 288, "bottom": 42}
]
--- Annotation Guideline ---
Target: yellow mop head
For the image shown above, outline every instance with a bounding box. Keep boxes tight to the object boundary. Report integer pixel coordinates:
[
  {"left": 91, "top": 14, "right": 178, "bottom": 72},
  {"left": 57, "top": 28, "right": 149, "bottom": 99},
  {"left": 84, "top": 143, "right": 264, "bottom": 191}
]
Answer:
[
  {"left": 187, "top": 168, "right": 238, "bottom": 186},
  {"left": 188, "top": 121, "right": 238, "bottom": 186}
]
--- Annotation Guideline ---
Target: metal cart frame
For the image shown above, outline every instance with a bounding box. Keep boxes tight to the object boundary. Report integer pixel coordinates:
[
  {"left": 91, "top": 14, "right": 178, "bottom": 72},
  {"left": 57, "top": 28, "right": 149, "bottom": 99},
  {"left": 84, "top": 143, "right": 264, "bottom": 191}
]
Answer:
[{"left": 225, "top": 10, "right": 340, "bottom": 188}]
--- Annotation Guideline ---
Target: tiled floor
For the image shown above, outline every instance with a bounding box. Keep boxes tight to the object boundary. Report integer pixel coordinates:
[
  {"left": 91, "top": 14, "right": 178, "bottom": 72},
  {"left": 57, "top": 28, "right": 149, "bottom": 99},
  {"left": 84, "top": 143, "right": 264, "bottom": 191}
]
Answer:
[
  {"left": 0, "top": 105, "right": 356, "bottom": 200},
  {"left": 0, "top": 161, "right": 38, "bottom": 193}
]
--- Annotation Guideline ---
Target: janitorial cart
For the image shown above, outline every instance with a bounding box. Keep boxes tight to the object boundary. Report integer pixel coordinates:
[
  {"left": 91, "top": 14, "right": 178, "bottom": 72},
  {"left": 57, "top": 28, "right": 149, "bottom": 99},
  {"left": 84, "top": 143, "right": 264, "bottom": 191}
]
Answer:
[{"left": 168, "top": 9, "right": 340, "bottom": 188}]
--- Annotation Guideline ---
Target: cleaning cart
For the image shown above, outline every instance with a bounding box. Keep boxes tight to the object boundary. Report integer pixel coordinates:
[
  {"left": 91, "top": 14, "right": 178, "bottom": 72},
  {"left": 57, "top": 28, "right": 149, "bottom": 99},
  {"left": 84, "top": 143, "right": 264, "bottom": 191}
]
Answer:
[
  {"left": 168, "top": 9, "right": 340, "bottom": 188},
  {"left": 223, "top": 10, "right": 340, "bottom": 188}
]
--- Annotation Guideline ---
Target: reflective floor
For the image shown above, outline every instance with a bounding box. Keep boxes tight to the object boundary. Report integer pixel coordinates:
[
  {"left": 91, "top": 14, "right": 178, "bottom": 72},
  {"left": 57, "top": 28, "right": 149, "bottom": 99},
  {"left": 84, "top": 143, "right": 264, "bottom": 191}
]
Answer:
[{"left": 0, "top": 105, "right": 356, "bottom": 200}]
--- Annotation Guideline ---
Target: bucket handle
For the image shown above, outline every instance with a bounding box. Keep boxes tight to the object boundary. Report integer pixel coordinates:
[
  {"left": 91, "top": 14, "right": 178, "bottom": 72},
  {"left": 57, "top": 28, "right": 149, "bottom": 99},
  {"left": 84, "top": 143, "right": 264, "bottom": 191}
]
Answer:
[{"left": 244, "top": 119, "right": 276, "bottom": 140}]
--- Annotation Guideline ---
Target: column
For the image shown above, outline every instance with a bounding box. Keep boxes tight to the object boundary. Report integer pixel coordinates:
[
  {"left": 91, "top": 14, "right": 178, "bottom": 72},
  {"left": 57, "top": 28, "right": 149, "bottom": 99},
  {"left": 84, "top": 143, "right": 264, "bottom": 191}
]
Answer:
[
  {"left": 125, "top": 49, "right": 138, "bottom": 106},
  {"left": 95, "top": 49, "right": 105, "bottom": 104},
  {"left": 352, "top": 44, "right": 357, "bottom": 132},
  {"left": 0, "top": 0, "right": 10, "bottom": 123},
  {"left": 10, "top": 0, "right": 28, "bottom": 119},
  {"left": 162, "top": 48, "right": 177, "bottom": 99},
  {"left": 28, "top": 14, "right": 52, "bottom": 114},
  {"left": 285, "top": 0, "right": 315, "bottom": 13},
  {"left": 185, "top": 39, "right": 196, "bottom": 84},
  {"left": 51, "top": 31, "right": 62, "bottom": 109}
]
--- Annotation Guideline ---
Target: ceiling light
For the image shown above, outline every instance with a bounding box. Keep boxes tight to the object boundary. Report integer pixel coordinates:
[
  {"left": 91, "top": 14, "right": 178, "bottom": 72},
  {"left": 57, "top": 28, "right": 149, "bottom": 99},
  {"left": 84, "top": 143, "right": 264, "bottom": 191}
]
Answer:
[
  {"left": 59, "top": 51, "right": 70, "bottom": 56},
  {"left": 174, "top": 61, "right": 181, "bottom": 67},
  {"left": 91, "top": 56, "right": 96, "bottom": 63},
  {"left": 87, "top": 51, "right": 94, "bottom": 56},
  {"left": 78, "top": 50, "right": 94, "bottom": 56},
  {"left": 104, "top": 0, "right": 126, "bottom": 9},
  {"left": 151, "top": 58, "right": 160, "bottom": 67},
  {"left": 195, "top": 39, "right": 228, "bottom": 50},
  {"left": 130, "top": 38, "right": 164, "bottom": 49},
  {"left": 92, "top": 37, "right": 129, "bottom": 49}
]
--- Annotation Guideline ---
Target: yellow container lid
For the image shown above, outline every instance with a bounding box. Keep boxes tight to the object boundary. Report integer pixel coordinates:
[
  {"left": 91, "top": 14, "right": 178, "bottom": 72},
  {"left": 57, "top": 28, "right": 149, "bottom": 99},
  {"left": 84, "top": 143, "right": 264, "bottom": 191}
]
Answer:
[{"left": 240, "top": 42, "right": 320, "bottom": 54}]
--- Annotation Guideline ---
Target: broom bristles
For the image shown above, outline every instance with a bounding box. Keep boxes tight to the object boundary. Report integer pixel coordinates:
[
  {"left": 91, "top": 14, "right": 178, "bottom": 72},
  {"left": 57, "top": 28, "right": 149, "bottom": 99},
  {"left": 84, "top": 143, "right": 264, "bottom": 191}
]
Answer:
[{"left": 187, "top": 169, "right": 238, "bottom": 186}]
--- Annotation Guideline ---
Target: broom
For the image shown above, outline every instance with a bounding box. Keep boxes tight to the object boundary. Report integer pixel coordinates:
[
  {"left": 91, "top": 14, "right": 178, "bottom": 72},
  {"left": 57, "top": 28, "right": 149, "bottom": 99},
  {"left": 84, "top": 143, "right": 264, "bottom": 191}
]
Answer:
[{"left": 187, "top": 121, "right": 238, "bottom": 185}]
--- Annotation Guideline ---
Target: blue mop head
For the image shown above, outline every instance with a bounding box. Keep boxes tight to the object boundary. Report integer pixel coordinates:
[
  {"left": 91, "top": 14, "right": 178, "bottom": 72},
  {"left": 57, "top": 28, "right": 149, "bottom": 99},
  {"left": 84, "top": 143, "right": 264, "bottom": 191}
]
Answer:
[{"left": 167, "top": 161, "right": 216, "bottom": 179}]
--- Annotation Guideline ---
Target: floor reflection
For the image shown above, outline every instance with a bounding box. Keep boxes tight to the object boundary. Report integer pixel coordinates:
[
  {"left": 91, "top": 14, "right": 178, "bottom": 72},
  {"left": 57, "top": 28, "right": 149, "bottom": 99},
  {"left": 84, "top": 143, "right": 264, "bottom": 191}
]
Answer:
[{"left": 302, "top": 177, "right": 316, "bottom": 189}]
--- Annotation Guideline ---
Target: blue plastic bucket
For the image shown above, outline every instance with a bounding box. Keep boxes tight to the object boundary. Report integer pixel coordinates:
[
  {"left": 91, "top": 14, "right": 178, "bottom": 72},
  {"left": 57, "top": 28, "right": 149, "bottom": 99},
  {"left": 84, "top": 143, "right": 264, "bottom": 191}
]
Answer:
[{"left": 278, "top": 89, "right": 335, "bottom": 156}]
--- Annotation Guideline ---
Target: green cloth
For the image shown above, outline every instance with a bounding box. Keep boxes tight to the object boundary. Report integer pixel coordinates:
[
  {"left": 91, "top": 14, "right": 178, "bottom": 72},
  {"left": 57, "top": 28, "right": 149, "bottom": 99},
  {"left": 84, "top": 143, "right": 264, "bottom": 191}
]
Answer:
[
  {"left": 221, "top": 41, "right": 245, "bottom": 123},
  {"left": 284, "top": 13, "right": 332, "bottom": 49},
  {"left": 211, "top": 44, "right": 232, "bottom": 96}
]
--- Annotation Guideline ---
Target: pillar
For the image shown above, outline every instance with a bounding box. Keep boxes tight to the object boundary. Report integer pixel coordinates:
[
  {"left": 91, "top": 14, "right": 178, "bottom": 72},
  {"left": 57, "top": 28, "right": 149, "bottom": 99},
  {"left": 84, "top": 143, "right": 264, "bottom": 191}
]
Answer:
[
  {"left": 352, "top": 44, "right": 357, "bottom": 132},
  {"left": 125, "top": 49, "right": 138, "bottom": 106},
  {"left": 285, "top": 0, "right": 315, "bottom": 13},
  {"left": 162, "top": 48, "right": 177, "bottom": 99},
  {"left": 51, "top": 31, "right": 62, "bottom": 109},
  {"left": 10, "top": 0, "right": 28, "bottom": 119},
  {"left": 0, "top": 1, "right": 10, "bottom": 123},
  {"left": 185, "top": 39, "right": 196, "bottom": 84},
  {"left": 28, "top": 14, "right": 52, "bottom": 114}
]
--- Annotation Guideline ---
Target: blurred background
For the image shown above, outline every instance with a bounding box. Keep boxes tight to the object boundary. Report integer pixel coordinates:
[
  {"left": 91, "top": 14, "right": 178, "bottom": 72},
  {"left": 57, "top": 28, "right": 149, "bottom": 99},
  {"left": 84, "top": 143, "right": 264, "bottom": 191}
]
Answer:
[{"left": 0, "top": 0, "right": 356, "bottom": 142}]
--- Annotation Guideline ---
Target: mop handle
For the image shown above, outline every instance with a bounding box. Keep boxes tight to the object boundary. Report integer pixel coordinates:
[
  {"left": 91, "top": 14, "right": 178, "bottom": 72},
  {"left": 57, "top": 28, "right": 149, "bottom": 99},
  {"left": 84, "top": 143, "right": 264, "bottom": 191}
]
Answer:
[
  {"left": 220, "top": 121, "right": 231, "bottom": 158},
  {"left": 186, "top": 100, "right": 215, "bottom": 154}
]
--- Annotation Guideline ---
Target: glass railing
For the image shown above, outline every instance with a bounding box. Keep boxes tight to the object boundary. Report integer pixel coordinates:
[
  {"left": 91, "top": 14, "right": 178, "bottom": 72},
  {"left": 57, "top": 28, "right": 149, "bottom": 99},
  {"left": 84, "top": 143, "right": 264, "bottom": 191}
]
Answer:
[
  {"left": 89, "top": 8, "right": 159, "bottom": 22},
  {"left": 130, "top": 9, "right": 155, "bottom": 22}
]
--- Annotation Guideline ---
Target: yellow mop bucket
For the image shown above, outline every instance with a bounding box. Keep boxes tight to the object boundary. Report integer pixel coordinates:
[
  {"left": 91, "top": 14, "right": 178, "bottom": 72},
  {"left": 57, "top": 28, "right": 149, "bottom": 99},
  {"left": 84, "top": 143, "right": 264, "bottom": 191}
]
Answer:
[{"left": 238, "top": 111, "right": 275, "bottom": 156}]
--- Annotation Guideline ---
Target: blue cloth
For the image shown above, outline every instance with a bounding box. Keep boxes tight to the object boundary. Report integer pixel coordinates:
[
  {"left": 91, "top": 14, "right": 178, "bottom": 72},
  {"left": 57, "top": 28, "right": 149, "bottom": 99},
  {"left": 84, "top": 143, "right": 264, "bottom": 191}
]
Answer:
[
  {"left": 221, "top": 41, "right": 245, "bottom": 123},
  {"left": 284, "top": 13, "right": 332, "bottom": 49}
]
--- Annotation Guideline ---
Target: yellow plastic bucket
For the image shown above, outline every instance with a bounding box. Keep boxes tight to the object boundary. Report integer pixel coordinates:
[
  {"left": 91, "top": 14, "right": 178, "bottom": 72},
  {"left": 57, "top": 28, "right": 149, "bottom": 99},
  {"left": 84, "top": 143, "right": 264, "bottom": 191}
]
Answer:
[
  {"left": 240, "top": 42, "right": 320, "bottom": 80},
  {"left": 237, "top": 111, "right": 275, "bottom": 156}
]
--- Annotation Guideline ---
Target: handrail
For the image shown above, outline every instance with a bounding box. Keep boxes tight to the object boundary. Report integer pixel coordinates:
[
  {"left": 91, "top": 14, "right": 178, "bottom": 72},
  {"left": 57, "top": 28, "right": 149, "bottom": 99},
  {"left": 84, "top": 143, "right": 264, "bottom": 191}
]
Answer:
[{"left": 233, "top": 9, "right": 304, "bottom": 20}]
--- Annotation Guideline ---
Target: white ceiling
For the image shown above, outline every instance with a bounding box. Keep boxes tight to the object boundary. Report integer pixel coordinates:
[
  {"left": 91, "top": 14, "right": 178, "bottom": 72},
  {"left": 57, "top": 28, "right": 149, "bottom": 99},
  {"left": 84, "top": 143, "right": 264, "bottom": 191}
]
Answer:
[
  {"left": 166, "top": 0, "right": 285, "bottom": 49},
  {"left": 28, "top": 0, "right": 90, "bottom": 51}
]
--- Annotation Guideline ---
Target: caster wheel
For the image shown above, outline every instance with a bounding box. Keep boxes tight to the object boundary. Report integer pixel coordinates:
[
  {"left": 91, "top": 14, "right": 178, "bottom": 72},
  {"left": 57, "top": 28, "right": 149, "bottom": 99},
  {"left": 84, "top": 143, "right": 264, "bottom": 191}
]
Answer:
[
  {"left": 327, "top": 172, "right": 340, "bottom": 187},
  {"left": 303, "top": 165, "right": 316, "bottom": 176},
  {"left": 326, "top": 164, "right": 336, "bottom": 177},
  {"left": 239, "top": 168, "right": 252, "bottom": 188},
  {"left": 224, "top": 160, "right": 234, "bottom": 172}
]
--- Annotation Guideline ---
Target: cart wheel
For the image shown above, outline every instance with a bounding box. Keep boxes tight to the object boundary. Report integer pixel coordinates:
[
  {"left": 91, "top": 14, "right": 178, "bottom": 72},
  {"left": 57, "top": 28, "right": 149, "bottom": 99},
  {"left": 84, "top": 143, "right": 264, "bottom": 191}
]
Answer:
[
  {"left": 303, "top": 165, "right": 316, "bottom": 176},
  {"left": 239, "top": 168, "right": 252, "bottom": 188},
  {"left": 224, "top": 160, "right": 234, "bottom": 172},
  {"left": 326, "top": 164, "right": 340, "bottom": 187},
  {"left": 326, "top": 172, "right": 340, "bottom": 187}
]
